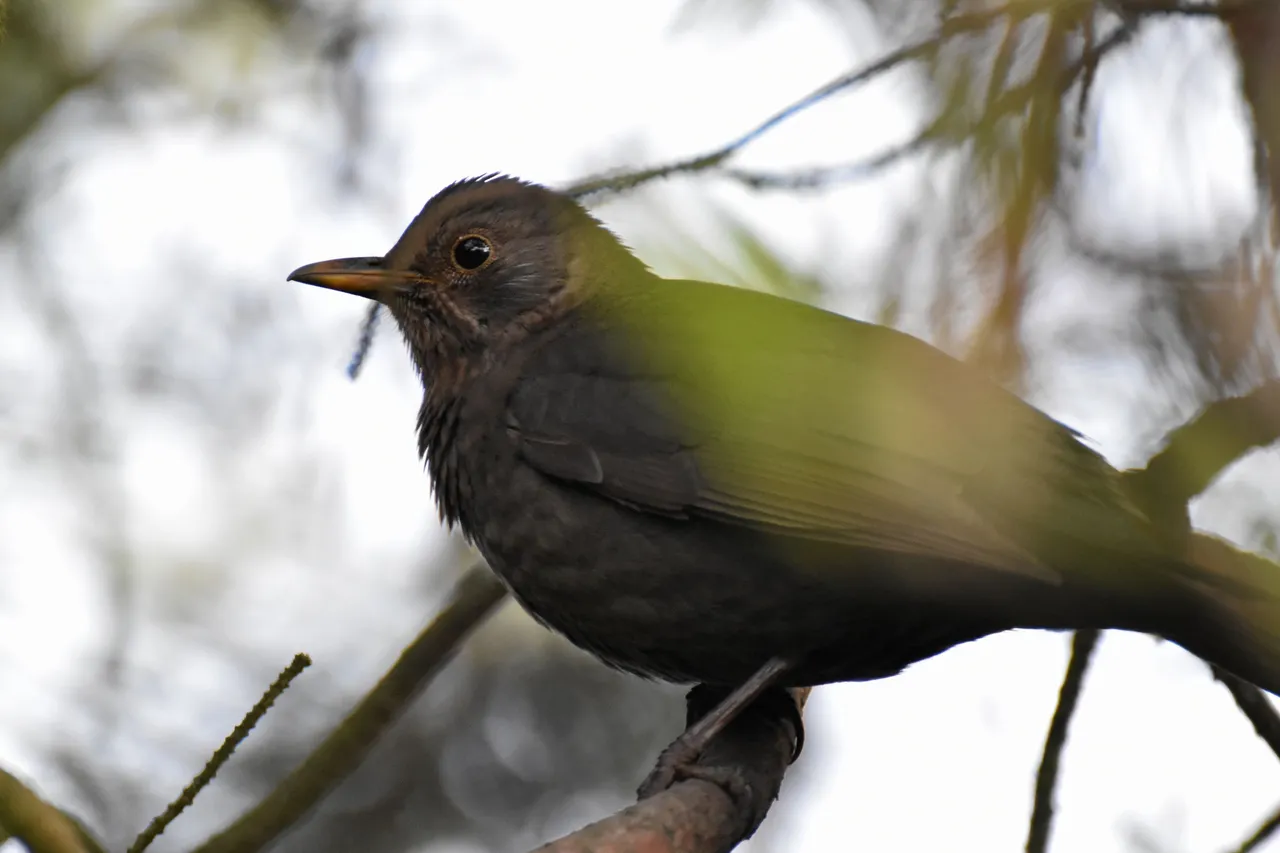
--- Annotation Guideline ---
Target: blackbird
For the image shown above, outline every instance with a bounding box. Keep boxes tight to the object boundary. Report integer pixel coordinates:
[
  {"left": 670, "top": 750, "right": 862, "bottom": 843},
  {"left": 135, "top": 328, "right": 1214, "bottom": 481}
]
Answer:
[{"left": 290, "top": 174, "right": 1280, "bottom": 793}]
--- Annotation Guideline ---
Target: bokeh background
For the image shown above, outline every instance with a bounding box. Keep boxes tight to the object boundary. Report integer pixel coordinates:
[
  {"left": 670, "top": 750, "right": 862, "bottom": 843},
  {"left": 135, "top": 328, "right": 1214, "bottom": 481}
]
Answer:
[{"left": 2, "top": 1, "right": 1280, "bottom": 851}]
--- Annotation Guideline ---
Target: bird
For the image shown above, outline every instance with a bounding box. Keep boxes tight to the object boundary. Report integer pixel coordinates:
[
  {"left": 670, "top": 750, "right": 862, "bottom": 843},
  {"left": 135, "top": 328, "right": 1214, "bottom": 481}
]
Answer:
[{"left": 289, "top": 174, "right": 1280, "bottom": 794}]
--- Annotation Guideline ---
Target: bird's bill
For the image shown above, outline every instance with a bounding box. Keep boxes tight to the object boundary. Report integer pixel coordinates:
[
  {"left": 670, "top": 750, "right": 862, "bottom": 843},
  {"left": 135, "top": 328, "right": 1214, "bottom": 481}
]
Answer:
[{"left": 287, "top": 257, "right": 421, "bottom": 300}]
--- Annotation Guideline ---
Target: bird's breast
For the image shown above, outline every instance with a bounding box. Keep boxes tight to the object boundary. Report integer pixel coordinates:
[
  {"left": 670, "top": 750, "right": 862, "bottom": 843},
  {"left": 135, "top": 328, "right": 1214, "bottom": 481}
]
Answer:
[{"left": 431, "top": 411, "right": 882, "bottom": 684}]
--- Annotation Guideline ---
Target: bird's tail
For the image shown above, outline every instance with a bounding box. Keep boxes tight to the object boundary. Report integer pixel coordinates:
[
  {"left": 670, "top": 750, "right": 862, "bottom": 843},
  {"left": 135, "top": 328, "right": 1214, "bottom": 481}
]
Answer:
[{"left": 1165, "top": 533, "right": 1280, "bottom": 695}]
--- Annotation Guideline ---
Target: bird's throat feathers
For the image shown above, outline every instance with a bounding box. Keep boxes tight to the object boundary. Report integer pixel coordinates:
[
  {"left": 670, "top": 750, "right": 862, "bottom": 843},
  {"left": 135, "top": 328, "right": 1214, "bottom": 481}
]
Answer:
[{"left": 416, "top": 384, "right": 465, "bottom": 527}]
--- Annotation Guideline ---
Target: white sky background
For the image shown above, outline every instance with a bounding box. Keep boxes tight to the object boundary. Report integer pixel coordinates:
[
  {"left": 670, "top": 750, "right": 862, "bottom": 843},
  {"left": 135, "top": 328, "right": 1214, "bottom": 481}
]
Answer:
[{"left": 2, "top": 1, "right": 1280, "bottom": 851}]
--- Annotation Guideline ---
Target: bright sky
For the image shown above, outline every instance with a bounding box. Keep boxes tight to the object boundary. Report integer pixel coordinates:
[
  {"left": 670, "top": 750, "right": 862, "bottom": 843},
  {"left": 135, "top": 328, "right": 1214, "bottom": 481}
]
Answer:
[{"left": 3, "top": 1, "right": 1279, "bottom": 851}]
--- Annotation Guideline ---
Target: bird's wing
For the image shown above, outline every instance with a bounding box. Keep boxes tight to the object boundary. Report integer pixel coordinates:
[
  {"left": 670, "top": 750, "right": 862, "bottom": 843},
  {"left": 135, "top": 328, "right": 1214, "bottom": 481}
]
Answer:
[{"left": 507, "top": 278, "right": 1150, "bottom": 583}]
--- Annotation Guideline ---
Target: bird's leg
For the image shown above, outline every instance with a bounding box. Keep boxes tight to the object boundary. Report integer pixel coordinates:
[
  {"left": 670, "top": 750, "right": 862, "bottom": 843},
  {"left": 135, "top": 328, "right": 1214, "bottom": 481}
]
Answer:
[{"left": 637, "top": 656, "right": 797, "bottom": 800}]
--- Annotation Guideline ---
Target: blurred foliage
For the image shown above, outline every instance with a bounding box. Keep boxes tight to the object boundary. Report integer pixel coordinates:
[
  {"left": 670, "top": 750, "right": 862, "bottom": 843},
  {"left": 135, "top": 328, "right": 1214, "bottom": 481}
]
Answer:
[
  {"left": 0, "top": 1, "right": 690, "bottom": 851},
  {"left": 0, "top": 0, "right": 373, "bottom": 216},
  {"left": 2, "top": 0, "right": 1279, "bottom": 851},
  {"left": 216, "top": 611, "right": 683, "bottom": 853},
  {"left": 675, "top": 0, "right": 1279, "bottom": 399}
]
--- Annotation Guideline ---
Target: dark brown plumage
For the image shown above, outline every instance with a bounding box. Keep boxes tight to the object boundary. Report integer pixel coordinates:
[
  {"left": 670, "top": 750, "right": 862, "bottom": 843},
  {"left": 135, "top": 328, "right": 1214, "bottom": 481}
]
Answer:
[{"left": 289, "top": 175, "right": 1280, "bottom": 781}]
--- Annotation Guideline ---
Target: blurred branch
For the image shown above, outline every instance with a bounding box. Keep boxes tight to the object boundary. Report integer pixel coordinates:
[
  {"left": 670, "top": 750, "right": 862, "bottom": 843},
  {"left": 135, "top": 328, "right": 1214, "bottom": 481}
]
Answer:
[
  {"left": 568, "top": 0, "right": 1177, "bottom": 202},
  {"left": 721, "top": 114, "right": 945, "bottom": 190},
  {"left": 1222, "top": 0, "right": 1280, "bottom": 235},
  {"left": 0, "top": 3, "right": 108, "bottom": 166},
  {"left": 0, "top": 0, "right": 373, "bottom": 207},
  {"left": 1119, "top": 380, "right": 1280, "bottom": 768},
  {"left": 1211, "top": 665, "right": 1280, "bottom": 763},
  {"left": 0, "top": 767, "right": 108, "bottom": 853},
  {"left": 345, "top": 298, "right": 382, "bottom": 380},
  {"left": 533, "top": 688, "right": 809, "bottom": 853},
  {"left": 1025, "top": 628, "right": 1100, "bottom": 853},
  {"left": 129, "top": 655, "right": 312, "bottom": 853},
  {"left": 190, "top": 563, "right": 507, "bottom": 853},
  {"left": 1, "top": 1, "right": 233, "bottom": 164},
  {"left": 566, "top": 2, "right": 1043, "bottom": 200},
  {"left": 969, "top": 6, "right": 1143, "bottom": 380},
  {"left": 1124, "top": 379, "right": 1280, "bottom": 530},
  {"left": 1230, "top": 800, "right": 1280, "bottom": 853},
  {"left": 1073, "top": 12, "right": 1100, "bottom": 136},
  {"left": 1117, "top": 0, "right": 1260, "bottom": 16}
]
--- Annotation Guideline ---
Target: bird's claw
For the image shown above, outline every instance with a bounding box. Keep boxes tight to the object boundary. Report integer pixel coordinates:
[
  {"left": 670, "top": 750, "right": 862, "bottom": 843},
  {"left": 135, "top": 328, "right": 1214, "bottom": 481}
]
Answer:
[
  {"left": 636, "top": 737, "right": 702, "bottom": 800},
  {"left": 637, "top": 744, "right": 755, "bottom": 806}
]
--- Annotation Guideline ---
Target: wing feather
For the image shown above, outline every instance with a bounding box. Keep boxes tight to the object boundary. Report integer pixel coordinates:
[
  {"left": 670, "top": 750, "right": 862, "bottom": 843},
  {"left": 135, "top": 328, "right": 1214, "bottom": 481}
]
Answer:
[{"left": 505, "top": 278, "right": 1147, "bottom": 584}]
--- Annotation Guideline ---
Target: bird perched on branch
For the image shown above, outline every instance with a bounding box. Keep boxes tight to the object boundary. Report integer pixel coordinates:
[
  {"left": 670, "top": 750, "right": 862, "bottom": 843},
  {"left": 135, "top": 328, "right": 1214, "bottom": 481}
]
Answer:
[{"left": 289, "top": 174, "right": 1280, "bottom": 794}]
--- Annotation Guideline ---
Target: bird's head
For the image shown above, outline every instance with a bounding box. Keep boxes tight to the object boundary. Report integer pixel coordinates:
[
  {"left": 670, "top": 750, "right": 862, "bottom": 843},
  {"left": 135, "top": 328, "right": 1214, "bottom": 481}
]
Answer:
[{"left": 288, "top": 174, "right": 645, "bottom": 373}]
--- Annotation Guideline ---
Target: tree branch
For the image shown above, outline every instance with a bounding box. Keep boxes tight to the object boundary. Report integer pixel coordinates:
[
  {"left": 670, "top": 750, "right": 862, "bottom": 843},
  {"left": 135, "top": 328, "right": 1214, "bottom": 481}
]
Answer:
[
  {"left": 1026, "top": 628, "right": 1101, "bottom": 853},
  {"left": 1222, "top": 0, "right": 1280, "bottom": 234},
  {"left": 720, "top": 115, "right": 945, "bottom": 191},
  {"left": 188, "top": 563, "right": 508, "bottom": 853},
  {"left": 1230, "top": 799, "right": 1280, "bottom": 853},
  {"left": 533, "top": 688, "right": 809, "bottom": 853},
  {"left": 0, "top": 767, "right": 107, "bottom": 853},
  {"left": 128, "top": 655, "right": 312, "bottom": 853},
  {"left": 1123, "top": 378, "right": 1280, "bottom": 530},
  {"left": 1212, "top": 665, "right": 1280, "bottom": 762},
  {"left": 1116, "top": 381, "right": 1280, "bottom": 771}
]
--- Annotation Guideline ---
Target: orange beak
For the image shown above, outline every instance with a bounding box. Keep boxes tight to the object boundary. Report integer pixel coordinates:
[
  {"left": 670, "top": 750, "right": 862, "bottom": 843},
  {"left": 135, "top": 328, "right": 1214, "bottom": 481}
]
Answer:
[{"left": 287, "top": 257, "right": 423, "bottom": 300}]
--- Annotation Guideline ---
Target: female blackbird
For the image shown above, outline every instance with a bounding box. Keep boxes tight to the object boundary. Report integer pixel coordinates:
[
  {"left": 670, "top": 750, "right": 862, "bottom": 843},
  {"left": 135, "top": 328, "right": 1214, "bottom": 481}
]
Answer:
[{"left": 290, "top": 174, "right": 1280, "bottom": 787}]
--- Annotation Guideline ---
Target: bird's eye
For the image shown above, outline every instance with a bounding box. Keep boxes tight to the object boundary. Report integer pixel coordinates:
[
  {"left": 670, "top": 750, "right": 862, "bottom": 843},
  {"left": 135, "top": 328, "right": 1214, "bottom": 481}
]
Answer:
[{"left": 452, "top": 235, "right": 492, "bottom": 271}]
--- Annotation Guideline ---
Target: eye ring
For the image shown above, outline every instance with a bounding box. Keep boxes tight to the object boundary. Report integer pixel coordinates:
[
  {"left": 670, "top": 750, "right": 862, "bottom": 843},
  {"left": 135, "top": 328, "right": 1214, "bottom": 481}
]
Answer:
[{"left": 451, "top": 234, "right": 493, "bottom": 272}]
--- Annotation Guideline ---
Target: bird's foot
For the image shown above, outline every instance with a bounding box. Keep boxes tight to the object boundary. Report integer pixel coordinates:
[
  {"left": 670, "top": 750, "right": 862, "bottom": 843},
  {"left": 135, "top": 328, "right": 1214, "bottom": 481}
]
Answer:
[
  {"left": 634, "top": 655, "right": 793, "bottom": 799},
  {"left": 636, "top": 734, "right": 707, "bottom": 800},
  {"left": 637, "top": 744, "right": 755, "bottom": 803}
]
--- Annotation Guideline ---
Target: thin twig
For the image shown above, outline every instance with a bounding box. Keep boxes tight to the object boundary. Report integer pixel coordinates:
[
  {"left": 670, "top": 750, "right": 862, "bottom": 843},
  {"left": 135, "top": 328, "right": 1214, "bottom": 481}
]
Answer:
[
  {"left": 1212, "top": 665, "right": 1280, "bottom": 763},
  {"left": 989, "top": 13, "right": 1140, "bottom": 121},
  {"left": 1026, "top": 629, "right": 1101, "bottom": 853},
  {"left": 576, "top": 6, "right": 1140, "bottom": 204},
  {"left": 189, "top": 564, "right": 507, "bottom": 853},
  {"left": 1230, "top": 800, "right": 1280, "bottom": 853},
  {"left": 1074, "top": 12, "right": 1099, "bottom": 137},
  {"left": 721, "top": 117, "right": 944, "bottom": 190},
  {"left": 737, "top": 8, "right": 1139, "bottom": 198},
  {"left": 565, "top": 2, "right": 1045, "bottom": 200},
  {"left": 1115, "top": 0, "right": 1258, "bottom": 15},
  {"left": 987, "top": 12, "right": 1026, "bottom": 115},
  {"left": 128, "top": 654, "right": 313, "bottom": 853},
  {"left": 346, "top": 301, "right": 381, "bottom": 380}
]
